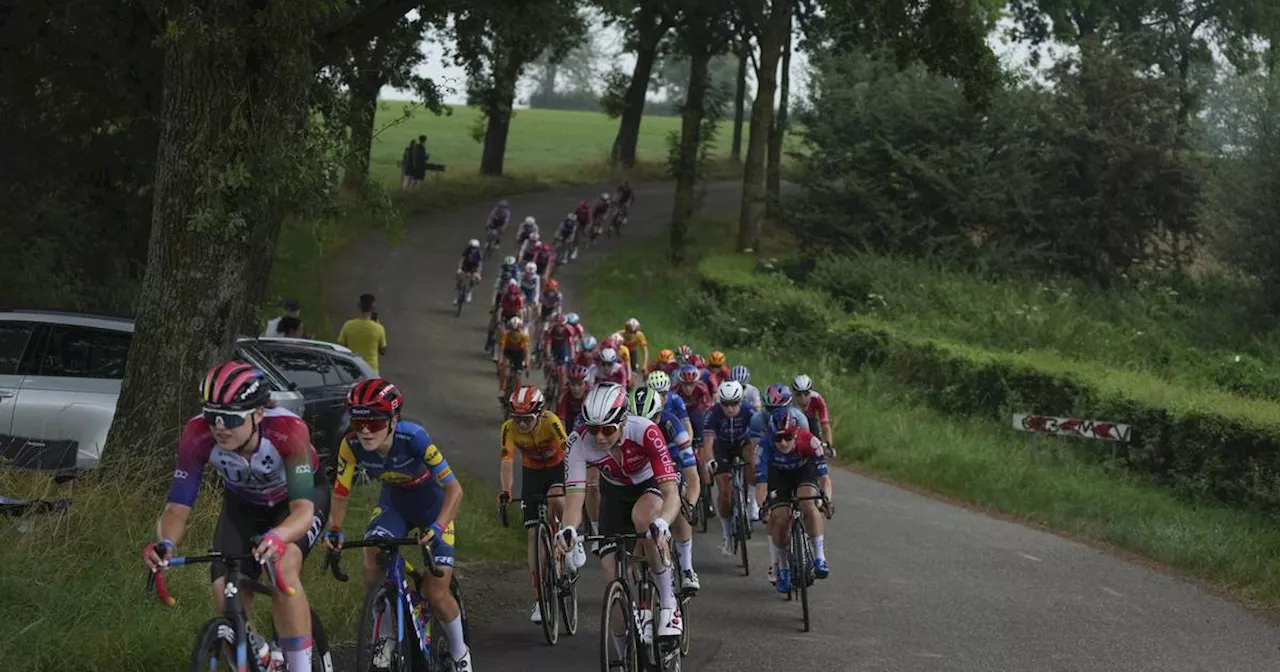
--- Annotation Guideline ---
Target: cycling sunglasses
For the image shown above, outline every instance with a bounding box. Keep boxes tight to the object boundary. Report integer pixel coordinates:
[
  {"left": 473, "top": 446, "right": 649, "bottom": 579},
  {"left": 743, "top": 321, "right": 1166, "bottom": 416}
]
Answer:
[
  {"left": 203, "top": 407, "right": 254, "bottom": 429},
  {"left": 351, "top": 417, "right": 392, "bottom": 433},
  {"left": 512, "top": 413, "right": 538, "bottom": 424},
  {"left": 585, "top": 423, "right": 622, "bottom": 438},
  {"left": 775, "top": 432, "right": 797, "bottom": 442}
]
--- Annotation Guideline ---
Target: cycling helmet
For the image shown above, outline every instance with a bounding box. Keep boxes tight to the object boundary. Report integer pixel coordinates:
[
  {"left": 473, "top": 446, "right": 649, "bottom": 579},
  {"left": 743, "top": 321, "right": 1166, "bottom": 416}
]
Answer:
[
  {"left": 582, "top": 383, "right": 628, "bottom": 426},
  {"left": 566, "top": 212, "right": 576, "bottom": 221},
  {"left": 508, "top": 385, "right": 545, "bottom": 415},
  {"left": 524, "top": 216, "right": 536, "bottom": 226},
  {"left": 529, "top": 231, "right": 540, "bottom": 242},
  {"left": 708, "top": 351, "right": 726, "bottom": 367},
  {"left": 601, "top": 192, "right": 611, "bottom": 201},
  {"left": 201, "top": 361, "right": 271, "bottom": 411},
  {"left": 581, "top": 335, "right": 598, "bottom": 351},
  {"left": 657, "top": 349, "right": 675, "bottom": 364},
  {"left": 599, "top": 347, "right": 619, "bottom": 365},
  {"left": 546, "top": 279, "right": 559, "bottom": 292},
  {"left": 579, "top": 199, "right": 589, "bottom": 209},
  {"left": 524, "top": 261, "right": 537, "bottom": 274},
  {"left": 677, "top": 365, "right": 699, "bottom": 384},
  {"left": 625, "top": 318, "right": 640, "bottom": 331},
  {"left": 603, "top": 334, "right": 621, "bottom": 349},
  {"left": 676, "top": 345, "right": 693, "bottom": 361},
  {"left": 468, "top": 239, "right": 479, "bottom": 248},
  {"left": 717, "top": 380, "right": 745, "bottom": 404},
  {"left": 567, "top": 365, "right": 590, "bottom": 383},
  {"left": 729, "top": 365, "right": 750, "bottom": 384},
  {"left": 792, "top": 374, "right": 814, "bottom": 393},
  {"left": 507, "top": 316, "right": 523, "bottom": 330},
  {"left": 498, "top": 199, "right": 509, "bottom": 208},
  {"left": 647, "top": 370, "right": 671, "bottom": 393},
  {"left": 506, "top": 280, "right": 520, "bottom": 293},
  {"left": 503, "top": 255, "right": 517, "bottom": 266},
  {"left": 346, "top": 378, "right": 403, "bottom": 417},
  {"left": 552, "top": 311, "right": 566, "bottom": 324},
  {"left": 765, "top": 383, "right": 793, "bottom": 408},
  {"left": 689, "top": 354, "right": 706, "bottom": 369},
  {"left": 628, "top": 386, "right": 663, "bottom": 421},
  {"left": 566, "top": 312, "right": 580, "bottom": 326},
  {"left": 770, "top": 407, "right": 801, "bottom": 435}
]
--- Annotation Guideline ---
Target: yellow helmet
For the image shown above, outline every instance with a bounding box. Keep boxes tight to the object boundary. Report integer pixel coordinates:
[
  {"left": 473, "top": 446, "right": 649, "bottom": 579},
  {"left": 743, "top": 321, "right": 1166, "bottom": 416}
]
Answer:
[
  {"left": 709, "top": 351, "right": 726, "bottom": 367},
  {"left": 658, "top": 349, "right": 675, "bottom": 364}
]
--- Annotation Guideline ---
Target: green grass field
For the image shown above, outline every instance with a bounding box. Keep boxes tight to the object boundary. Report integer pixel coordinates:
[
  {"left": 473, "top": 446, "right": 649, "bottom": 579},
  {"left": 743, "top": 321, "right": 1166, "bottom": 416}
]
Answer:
[{"left": 578, "top": 212, "right": 1280, "bottom": 617}]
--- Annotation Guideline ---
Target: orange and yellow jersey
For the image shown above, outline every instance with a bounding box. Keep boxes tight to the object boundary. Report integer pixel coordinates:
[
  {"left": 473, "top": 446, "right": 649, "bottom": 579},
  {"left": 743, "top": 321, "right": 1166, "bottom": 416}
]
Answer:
[
  {"left": 500, "top": 410, "right": 569, "bottom": 469},
  {"left": 499, "top": 328, "right": 531, "bottom": 353}
]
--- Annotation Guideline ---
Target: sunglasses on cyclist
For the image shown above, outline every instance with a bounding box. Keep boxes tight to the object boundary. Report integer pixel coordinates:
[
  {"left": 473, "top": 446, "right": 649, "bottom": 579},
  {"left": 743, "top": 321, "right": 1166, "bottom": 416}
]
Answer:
[
  {"left": 351, "top": 417, "right": 391, "bottom": 433},
  {"left": 512, "top": 413, "right": 538, "bottom": 424},
  {"left": 775, "top": 432, "right": 797, "bottom": 442},
  {"left": 203, "top": 408, "right": 254, "bottom": 429},
  {"left": 585, "top": 423, "right": 622, "bottom": 438}
]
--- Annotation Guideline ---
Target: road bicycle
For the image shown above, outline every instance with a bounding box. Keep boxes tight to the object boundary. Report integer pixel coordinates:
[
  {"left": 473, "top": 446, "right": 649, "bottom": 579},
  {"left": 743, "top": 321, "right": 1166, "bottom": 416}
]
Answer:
[
  {"left": 498, "top": 491, "right": 579, "bottom": 645},
  {"left": 777, "top": 493, "right": 831, "bottom": 633},
  {"left": 586, "top": 525, "right": 684, "bottom": 672},
  {"left": 322, "top": 536, "right": 470, "bottom": 671},
  {"left": 145, "top": 538, "right": 333, "bottom": 672},
  {"left": 482, "top": 226, "right": 501, "bottom": 260},
  {"left": 728, "top": 453, "right": 752, "bottom": 575},
  {"left": 454, "top": 273, "right": 478, "bottom": 318}
]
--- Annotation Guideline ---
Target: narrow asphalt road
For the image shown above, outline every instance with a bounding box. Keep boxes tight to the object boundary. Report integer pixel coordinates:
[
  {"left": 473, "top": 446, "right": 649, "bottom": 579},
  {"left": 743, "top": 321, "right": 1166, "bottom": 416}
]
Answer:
[{"left": 327, "top": 181, "right": 1280, "bottom": 671}]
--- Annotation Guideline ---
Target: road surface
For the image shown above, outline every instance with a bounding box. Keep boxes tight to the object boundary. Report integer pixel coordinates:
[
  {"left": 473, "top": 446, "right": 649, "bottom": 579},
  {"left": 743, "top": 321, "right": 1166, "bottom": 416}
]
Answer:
[{"left": 327, "top": 181, "right": 1280, "bottom": 671}]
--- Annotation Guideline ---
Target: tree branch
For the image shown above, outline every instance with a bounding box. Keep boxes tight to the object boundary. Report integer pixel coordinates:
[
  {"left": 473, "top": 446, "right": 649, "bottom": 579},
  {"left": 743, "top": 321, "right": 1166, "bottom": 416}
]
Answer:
[{"left": 312, "top": 0, "right": 423, "bottom": 69}]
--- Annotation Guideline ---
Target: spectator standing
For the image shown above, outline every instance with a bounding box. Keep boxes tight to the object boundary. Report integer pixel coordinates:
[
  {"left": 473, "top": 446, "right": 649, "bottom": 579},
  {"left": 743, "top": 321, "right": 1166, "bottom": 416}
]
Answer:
[
  {"left": 338, "top": 293, "right": 388, "bottom": 373},
  {"left": 262, "top": 298, "right": 307, "bottom": 337}
]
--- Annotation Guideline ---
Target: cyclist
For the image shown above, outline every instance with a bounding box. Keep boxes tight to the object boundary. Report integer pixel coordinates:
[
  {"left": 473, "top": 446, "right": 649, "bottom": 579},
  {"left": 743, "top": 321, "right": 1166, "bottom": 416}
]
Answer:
[
  {"left": 697, "top": 355, "right": 724, "bottom": 397},
  {"left": 707, "top": 351, "right": 730, "bottom": 384},
  {"left": 555, "top": 383, "right": 684, "bottom": 639},
  {"left": 324, "top": 379, "right": 471, "bottom": 670},
  {"left": 531, "top": 235, "right": 555, "bottom": 283},
  {"left": 648, "top": 349, "right": 676, "bottom": 374},
  {"left": 484, "top": 260, "right": 521, "bottom": 355},
  {"left": 602, "top": 334, "right": 632, "bottom": 377},
  {"left": 518, "top": 261, "right": 540, "bottom": 323},
  {"left": 792, "top": 374, "right": 835, "bottom": 455},
  {"left": 572, "top": 200, "right": 591, "bottom": 258},
  {"left": 591, "top": 193, "right": 611, "bottom": 234},
  {"left": 565, "top": 312, "right": 585, "bottom": 346},
  {"left": 542, "top": 312, "right": 576, "bottom": 376},
  {"left": 589, "top": 347, "right": 630, "bottom": 388},
  {"left": 573, "top": 334, "right": 599, "bottom": 371},
  {"left": 701, "top": 380, "right": 759, "bottom": 556},
  {"left": 454, "top": 239, "right": 483, "bottom": 305},
  {"left": 144, "top": 361, "right": 329, "bottom": 672},
  {"left": 488, "top": 279, "right": 524, "bottom": 361},
  {"left": 729, "top": 365, "right": 761, "bottom": 409},
  {"left": 555, "top": 213, "right": 577, "bottom": 262},
  {"left": 498, "top": 386, "right": 570, "bottom": 625},
  {"left": 751, "top": 383, "right": 810, "bottom": 565},
  {"left": 629, "top": 386, "right": 701, "bottom": 593},
  {"left": 555, "top": 365, "right": 591, "bottom": 427},
  {"left": 616, "top": 179, "right": 635, "bottom": 211},
  {"left": 674, "top": 345, "right": 694, "bottom": 366},
  {"left": 673, "top": 364, "right": 713, "bottom": 500},
  {"left": 487, "top": 199, "right": 511, "bottom": 242},
  {"left": 618, "top": 318, "right": 649, "bottom": 373},
  {"left": 759, "top": 409, "right": 834, "bottom": 593},
  {"left": 533, "top": 279, "right": 563, "bottom": 355},
  {"left": 517, "top": 215, "right": 539, "bottom": 248},
  {"left": 497, "top": 316, "right": 532, "bottom": 397},
  {"left": 646, "top": 370, "right": 693, "bottom": 446}
]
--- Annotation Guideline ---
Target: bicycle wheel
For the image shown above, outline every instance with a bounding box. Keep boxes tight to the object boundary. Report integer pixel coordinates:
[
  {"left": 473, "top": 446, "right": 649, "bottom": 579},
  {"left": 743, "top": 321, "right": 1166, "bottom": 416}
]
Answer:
[
  {"left": 678, "top": 594, "right": 692, "bottom": 657},
  {"left": 792, "top": 522, "right": 810, "bottom": 633},
  {"left": 455, "top": 285, "right": 466, "bottom": 318},
  {"left": 187, "top": 616, "right": 240, "bottom": 672},
  {"left": 600, "top": 580, "right": 639, "bottom": 672},
  {"left": 560, "top": 563, "right": 580, "bottom": 636},
  {"left": 536, "top": 523, "right": 560, "bottom": 645},
  {"left": 357, "top": 583, "right": 406, "bottom": 672}
]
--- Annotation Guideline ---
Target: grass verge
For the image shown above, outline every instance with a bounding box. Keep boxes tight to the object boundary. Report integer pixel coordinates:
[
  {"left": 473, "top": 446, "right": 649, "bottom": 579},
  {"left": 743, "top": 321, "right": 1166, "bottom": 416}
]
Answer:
[
  {"left": 577, "top": 211, "right": 1280, "bottom": 616},
  {"left": 0, "top": 461, "right": 522, "bottom": 672}
]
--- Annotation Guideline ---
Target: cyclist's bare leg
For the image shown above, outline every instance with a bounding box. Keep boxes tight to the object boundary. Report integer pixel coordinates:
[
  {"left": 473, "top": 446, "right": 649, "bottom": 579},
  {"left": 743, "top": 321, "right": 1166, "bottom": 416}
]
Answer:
[
  {"left": 548, "top": 484, "right": 565, "bottom": 525},
  {"left": 714, "top": 472, "right": 733, "bottom": 521},
  {"left": 267, "top": 544, "right": 313, "bottom": 645},
  {"left": 767, "top": 502, "right": 791, "bottom": 549},
  {"left": 798, "top": 483, "right": 824, "bottom": 538},
  {"left": 421, "top": 566, "right": 468, "bottom": 659},
  {"left": 585, "top": 468, "right": 600, "bottom": 533}
]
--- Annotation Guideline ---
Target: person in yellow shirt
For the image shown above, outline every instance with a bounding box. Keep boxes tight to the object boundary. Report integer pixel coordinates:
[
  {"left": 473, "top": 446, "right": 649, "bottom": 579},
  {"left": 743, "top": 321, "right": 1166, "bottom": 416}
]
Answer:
[
  {"left": 498, "top": 386, "right": 569, "bottom": 625},
  {"left": 338, "top": 293, "right": 388, "bottom": 373},
  {"left": 619, "top": 317, "right": 649, "bottom": 372},
  {"left": 497, "top": 316, "right": 532, "bottom": 397}
]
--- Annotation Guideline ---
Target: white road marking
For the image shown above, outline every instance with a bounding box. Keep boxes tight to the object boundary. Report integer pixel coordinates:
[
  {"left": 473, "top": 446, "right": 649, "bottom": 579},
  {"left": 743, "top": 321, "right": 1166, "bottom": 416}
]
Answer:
[
  {"left": 1018, "top": 552, "right": 1043, "bottom": 562},
  {"left": 1101, "top": 586, "right": 1124, "bottom": 597}
]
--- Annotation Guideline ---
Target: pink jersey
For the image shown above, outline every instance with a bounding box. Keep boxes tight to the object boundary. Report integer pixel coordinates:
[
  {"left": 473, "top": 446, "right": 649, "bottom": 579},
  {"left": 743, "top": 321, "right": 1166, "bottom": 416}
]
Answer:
[
  {"left": 589, "top": 362, "right": 629, "bottom": 388},
  {"left": 565, "top": 415, "right": 677, "bottom": 488}
]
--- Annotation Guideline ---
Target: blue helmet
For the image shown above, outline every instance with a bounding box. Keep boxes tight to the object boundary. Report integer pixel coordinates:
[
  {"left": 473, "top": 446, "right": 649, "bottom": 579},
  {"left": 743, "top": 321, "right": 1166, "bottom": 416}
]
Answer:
[
  {"left": 566, "top": 312, "right": 580, "bottom": 326},
  {"left": 581, "top": 335, "right": 598, "bottom": 351},
  {"left": 729, "top": 365, "right": 750, "bottom": 384},
  {"left": 677, "top": 364, "right": 699, "bottom": 383},
  {"left": 770, "top": 407, "right": 801, "bottom": 434},
  {"left": 765, "top": 383, "right": 793, "bottom": 408}
]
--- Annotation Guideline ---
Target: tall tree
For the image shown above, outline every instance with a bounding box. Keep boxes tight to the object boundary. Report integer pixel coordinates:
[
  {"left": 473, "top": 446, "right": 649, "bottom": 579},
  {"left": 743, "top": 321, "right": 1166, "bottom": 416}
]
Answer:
[
  {"left": 601, "top": 0, "right": 676, "bottom": 166},
  {"left": 735, "top": 0, "right": 791, "bottom": 252},
  {"left": 669, "top": 0, "right": 739, "bottom": 262},
  {"left": 103, "top": 0, "right": 424, "bottom": 466},
  {"left": 731, "top": 42, "right": 749, "bottom": 160},
  {"left": 451, "top": 0, "right": 586, "bottom": 175},
  {"left": 767, "top": 16, "right": 792, "bottom": 202}
]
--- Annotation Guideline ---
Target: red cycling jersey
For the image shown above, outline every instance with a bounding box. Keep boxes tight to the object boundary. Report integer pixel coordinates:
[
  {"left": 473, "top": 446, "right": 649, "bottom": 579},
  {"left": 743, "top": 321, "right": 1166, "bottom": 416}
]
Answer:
[
  {"left": 565, "top": 415, "right": 676, "bottom": 488},
  {"left": 574, "top": 350, "right": 596, "bottom": 369},
  {"left": 590, "top": 363, "right": 629, "bottom": 389},
  {"left": 500, "top": 292, "right": 524, "bottom": 318},
  {"left": 555, "top": 389, "right": 587, "bottom": 428},
  {"left": 801, "top": 391, "right": 830, "bottom": 426},
  {"left": 674, "top": 380, "right": 713, "bottom": 413}
]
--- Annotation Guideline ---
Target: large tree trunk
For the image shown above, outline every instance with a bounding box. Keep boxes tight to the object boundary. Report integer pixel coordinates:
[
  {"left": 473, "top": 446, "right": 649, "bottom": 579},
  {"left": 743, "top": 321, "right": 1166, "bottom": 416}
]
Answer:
[
  {"left": 736, "top": 0, "right": 789, "bottom": 252},
  {"left": 670, "top": 48, "right": 712, "bottom": 265},
  {"left": 341, "top": 75, "right": 382, "bottom": 193},
  {"left": 480, "top": 53, "right": 520, "bottom": 176},
  {"left": 102, "top": 3, "right": 314, "bottom": 469},
  {"left": 766, "top": 15, "right": 792, "bottom": 204},
  {"left": 610, "top": 9, "right": 668, "bottom": 167},
  {"left": 730, "top": 43, "right": 748, "bottom": 161}
]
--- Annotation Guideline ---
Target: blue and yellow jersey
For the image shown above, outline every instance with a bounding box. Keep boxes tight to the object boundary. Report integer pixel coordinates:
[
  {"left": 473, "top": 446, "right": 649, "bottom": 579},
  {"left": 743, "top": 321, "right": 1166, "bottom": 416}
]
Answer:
[{"left": 334, "top": 421, "right": 456, "bottom": 498}]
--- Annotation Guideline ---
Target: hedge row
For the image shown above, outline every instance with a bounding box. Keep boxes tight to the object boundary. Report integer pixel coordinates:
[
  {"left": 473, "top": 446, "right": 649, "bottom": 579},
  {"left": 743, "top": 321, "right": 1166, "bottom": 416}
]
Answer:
[{"left": 688, "top": 255, "right": 1280, "bottom": 511}]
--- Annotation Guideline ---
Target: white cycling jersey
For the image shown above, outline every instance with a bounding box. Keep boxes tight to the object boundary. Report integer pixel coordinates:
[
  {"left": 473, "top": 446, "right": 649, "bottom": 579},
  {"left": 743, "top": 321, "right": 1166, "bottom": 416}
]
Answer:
[{"left": 565, "top": 415, "right": 677, "bottom": 488}]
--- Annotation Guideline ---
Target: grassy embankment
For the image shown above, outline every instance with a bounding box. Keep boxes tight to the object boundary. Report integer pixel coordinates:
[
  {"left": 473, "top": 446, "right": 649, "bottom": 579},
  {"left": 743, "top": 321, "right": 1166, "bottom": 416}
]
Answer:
[
  {"left": 579, "top": 212, "right": 1280, "bottom": 617},
  {"left": 271, "top": 102, "right": 743, "bottom": 338}
]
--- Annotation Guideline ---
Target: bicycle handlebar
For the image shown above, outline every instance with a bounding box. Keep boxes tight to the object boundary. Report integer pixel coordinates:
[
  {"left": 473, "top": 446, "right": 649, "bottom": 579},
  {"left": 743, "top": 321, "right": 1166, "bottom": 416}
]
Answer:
[
  {"left": 322, "top": 536, "right": 444, "bottom": 581},
  {"left": 498, "top": 491, "right": 566, "bottom": 528},
  {"left": 145, "top": 536, "right": 293, "bottom": 607}
]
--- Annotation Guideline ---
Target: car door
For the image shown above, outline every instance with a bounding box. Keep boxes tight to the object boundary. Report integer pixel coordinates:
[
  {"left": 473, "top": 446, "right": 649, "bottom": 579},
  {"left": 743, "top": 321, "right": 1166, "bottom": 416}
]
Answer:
[
  {"left": 0, "top": 321, "right": 39, "bottom": 455},
  {"left": 252, "top": 344, "right": 347, "bottom": 456},
  {"left": 13, "top": 324, "right": 129, "bottom": 470}
]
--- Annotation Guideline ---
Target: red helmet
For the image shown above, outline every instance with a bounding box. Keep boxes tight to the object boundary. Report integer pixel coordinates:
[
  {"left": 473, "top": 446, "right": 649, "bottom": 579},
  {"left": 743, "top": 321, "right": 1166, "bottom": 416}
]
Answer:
[
  {"left": 506, "top": 281, "right": 520, "bottom": 294},
  {"left": 567, "top": 365, "right": 589, "bottom": 383},
  {"left": 201, "top": 361, "right": 270, "bottom": 411},
  {"left": 552, "top": 312, "right": 566, "bottom": 324},
  {"left": 676, "top": 345, "right": 693, "bottom": 361},
  {"left": 604, "top": 334, "right": 622, "bottom": 349},
  {"left": 546, "top": 278, "right": 559, "bottom": 292},
  {"left": 689, "top": 354, "right": 706, "bottom": 369},
  {"left": 347, "top": 378, "right": 403, "bottom": 417},
  {"left": 508, "top": 385, "right": 545, "bottom": 415}
]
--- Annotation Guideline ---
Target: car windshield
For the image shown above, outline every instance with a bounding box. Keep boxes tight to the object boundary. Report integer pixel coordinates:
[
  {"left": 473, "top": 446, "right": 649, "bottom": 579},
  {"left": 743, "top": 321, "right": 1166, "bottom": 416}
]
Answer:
[{"left": 236, "top": 342, "right": 296, "bottom": 391}]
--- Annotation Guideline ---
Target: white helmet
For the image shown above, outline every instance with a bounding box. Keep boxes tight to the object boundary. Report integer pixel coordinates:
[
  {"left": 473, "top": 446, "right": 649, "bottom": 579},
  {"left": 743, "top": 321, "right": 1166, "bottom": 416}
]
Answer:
[
  {"left": 508, "top": 316, "right": 523, "bottom": 330},
  {"left": 717, "top": 380, "right": 745, "bottom": 404},
  {"left": 582, "top": 383, "right": 628, "bottom": 425},
  {"left": 567, "top": 212, "right": 576, "bottom": 220},
  {"left": 792, "top": 374, "right": 813, "bottom": 393},
  {"left": 599, "top": 347, "right": 618, "bottom": 365},
  {"left": 524, "top": 216, "right": 536, "bottom": 226},
  {"left": 525, "top": 261, "right": 537, "bottom": 274},
  {"left": 625, "top": 317, "right": 639, "bottom": 331},
  {"left": 468, "top": 239, "right": 479, "bottom": 248},
  {"left": 601, "top": 192, "right": 610, "bottom": 200}
]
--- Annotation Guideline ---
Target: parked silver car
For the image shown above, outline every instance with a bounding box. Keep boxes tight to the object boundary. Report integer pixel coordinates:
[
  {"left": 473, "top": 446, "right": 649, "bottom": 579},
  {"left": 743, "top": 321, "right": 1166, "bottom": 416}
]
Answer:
[{"left": 0, "top": 310, "right": 321, "bottom": 473}]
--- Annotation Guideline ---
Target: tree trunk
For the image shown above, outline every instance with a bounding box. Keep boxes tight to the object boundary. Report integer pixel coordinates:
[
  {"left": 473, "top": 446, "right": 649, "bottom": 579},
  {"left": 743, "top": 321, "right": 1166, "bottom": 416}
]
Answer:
[
  {"left": 480, "top": 53, "right": 520, "bottom": 176},
  {"left": 102, "top": 4, "right": 314, "bottom": 468},
  {"left": 736, "top": 0, "right": 788, "bottom": 252},
  {"left": 766, "top": 15, "right": 792, "bottom": 204},
  {"left": 341, "top": 74, "right": 382, "bottom": 193},
  {"left": 611, "top": 21, "right": 666, "bottom": 167},
  {"left": 731, "top": 43, "right": 748, "bottom": 161},
  {"left": 670, "top": 48, "right": 712, "bottom": 265}
]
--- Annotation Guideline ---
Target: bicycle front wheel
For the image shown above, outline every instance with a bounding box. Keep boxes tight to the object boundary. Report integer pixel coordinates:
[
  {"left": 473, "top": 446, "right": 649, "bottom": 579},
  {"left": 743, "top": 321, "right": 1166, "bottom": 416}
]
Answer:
[
  {"left": 536, "top": 523, "right": 560, "bottom": 645},
  {"left": 791, "top": 521, "right": 811, "bottom": 633},
  {"left": 357, "top": 582, "right": 407, "bottom": 672},
  {"left": 188, "top": 616, "right": 241, "bottom": 672},
  {"left": 600, "top": 580, "right": 639, "bottom": 672}
]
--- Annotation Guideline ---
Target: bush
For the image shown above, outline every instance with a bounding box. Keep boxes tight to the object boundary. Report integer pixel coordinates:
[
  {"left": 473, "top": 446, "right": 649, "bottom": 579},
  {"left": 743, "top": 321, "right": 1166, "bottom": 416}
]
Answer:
[{"left": 694, "top": 253, "right": 1280, "bottom": 511}]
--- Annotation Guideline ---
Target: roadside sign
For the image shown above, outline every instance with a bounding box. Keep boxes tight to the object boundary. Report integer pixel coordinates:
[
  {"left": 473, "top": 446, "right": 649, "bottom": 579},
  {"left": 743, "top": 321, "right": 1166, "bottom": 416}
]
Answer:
[{"left": 1012, "top": 413, "right": 1132, "bottom": 443}]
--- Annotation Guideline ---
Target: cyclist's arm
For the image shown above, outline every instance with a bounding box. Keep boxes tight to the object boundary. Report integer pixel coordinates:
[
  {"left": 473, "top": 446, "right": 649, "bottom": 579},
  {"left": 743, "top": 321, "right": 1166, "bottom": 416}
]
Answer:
[
  {"left": 499, "top": 422, "right": 516, "bottom": 495},
  {"left": 423, "top": 438, "right": 463, "bottom": 531},
  {"left": 264, "top": 417, "right": 319, "bottom": 545},
  {"left": 160, "top": 419, "right": 213, "bottom": 546},
  {"left": 644, "top": 423, "right": 681, "bottom": 526},
  {"left": 809, "top": 435, "right": 834, "bottom": 500},
  {"left": 328, "top": 439, "right": 358, "bottom": 530},
  {"left": 561, "top": 431, "right": 587, "bottom": 532}
]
